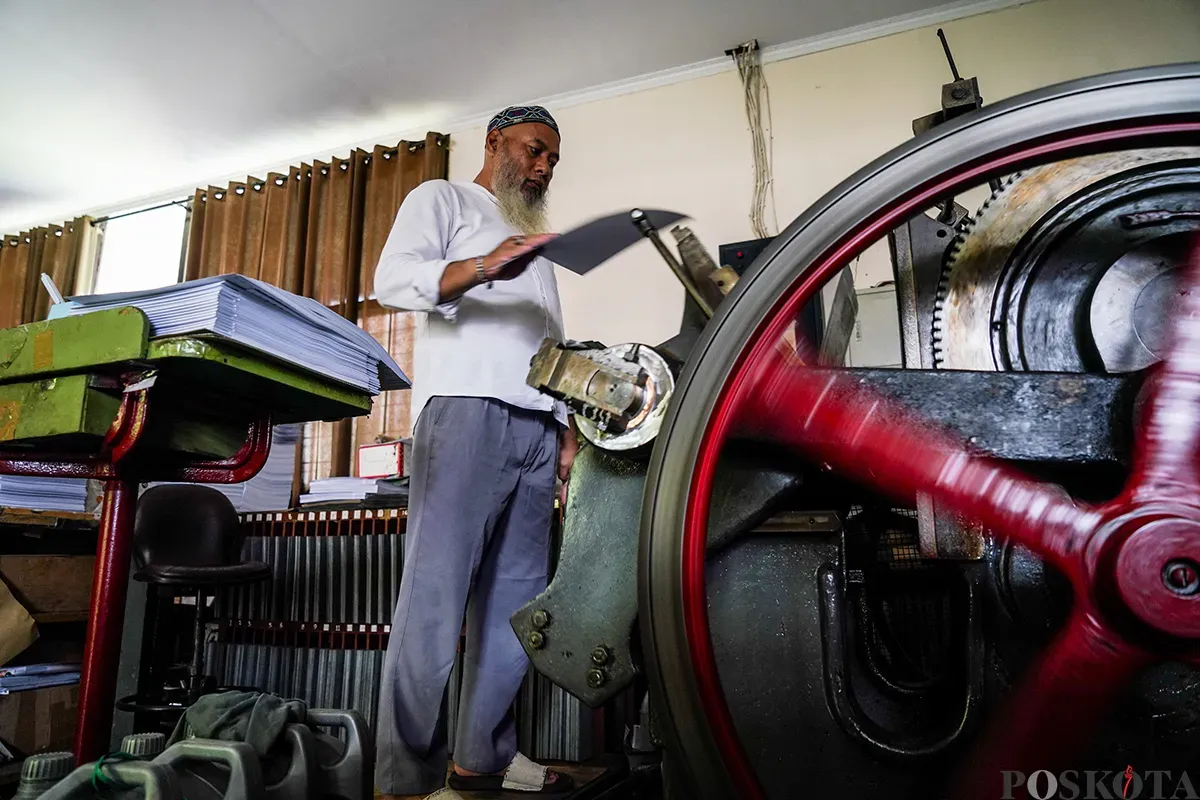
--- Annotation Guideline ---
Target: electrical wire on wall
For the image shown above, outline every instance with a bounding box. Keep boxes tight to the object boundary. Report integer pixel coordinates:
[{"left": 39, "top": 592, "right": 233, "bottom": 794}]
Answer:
[{"left": 730, "top": 40, "right": 778, "bottom": 239}]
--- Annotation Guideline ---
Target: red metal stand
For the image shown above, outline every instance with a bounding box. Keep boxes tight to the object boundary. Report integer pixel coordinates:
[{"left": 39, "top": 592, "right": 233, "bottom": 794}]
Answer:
[
  {"left": 0, "top": 375, "right": 272, "bottom": 763},
  {"left": 76, "top": 478, "right": 137, "bottom": 761}
]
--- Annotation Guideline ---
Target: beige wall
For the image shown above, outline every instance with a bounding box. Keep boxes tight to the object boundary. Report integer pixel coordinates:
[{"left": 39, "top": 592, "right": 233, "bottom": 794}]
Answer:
[{"left": 447, "top": 0, "right": 1200, "bottom": 348}]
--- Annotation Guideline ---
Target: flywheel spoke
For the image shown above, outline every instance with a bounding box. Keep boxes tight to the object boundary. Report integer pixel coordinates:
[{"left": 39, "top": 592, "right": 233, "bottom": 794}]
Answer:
[
  {"left": 951, "top": 611, "right": 1152, "bottom": 799},
  {"left": 1131, "top": 232, "right": 1200, "bottom": 500},
  {"left": 735, "top": 347, "right": 1100, "bottom": 575}
]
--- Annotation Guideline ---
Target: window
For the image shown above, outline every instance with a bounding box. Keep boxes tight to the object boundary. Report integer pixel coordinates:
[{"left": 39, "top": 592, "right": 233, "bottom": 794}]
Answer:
[{"left": 93, "top": 203, "right": 187, "bottom": 294}]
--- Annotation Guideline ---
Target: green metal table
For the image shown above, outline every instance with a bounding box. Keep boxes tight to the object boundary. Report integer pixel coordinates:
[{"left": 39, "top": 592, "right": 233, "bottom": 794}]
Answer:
[{"left": 0, "top": 307, "right": 377, "bottom": 762}]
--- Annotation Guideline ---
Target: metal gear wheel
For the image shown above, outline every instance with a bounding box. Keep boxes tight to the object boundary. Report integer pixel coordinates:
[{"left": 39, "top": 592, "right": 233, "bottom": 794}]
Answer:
[{"left": 932, "top": 148, "right": 1200, "bottom": 372}]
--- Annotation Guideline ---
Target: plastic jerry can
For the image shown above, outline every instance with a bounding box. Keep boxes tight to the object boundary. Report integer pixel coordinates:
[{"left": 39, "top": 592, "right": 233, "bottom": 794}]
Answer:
[
  {"left": 13, "top": 752, "right": 74, "bottom": 800},
  {"left": 36, "top": 760, "right": 180, "bottom": 800},
  {"left": 150, "top": 740, "right": 264, "bottom": 800},
  {"left": 306, "top": 709, "right": 375, "bottom": 800},
  {"left": 121, "top": 733, "right": 168, "bottom": 759}
]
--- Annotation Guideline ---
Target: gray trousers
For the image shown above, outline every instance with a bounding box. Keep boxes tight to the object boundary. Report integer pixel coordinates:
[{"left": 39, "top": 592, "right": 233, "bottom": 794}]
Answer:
[{"left": 375, "top": 396, "right": 559, "bottom": 795}]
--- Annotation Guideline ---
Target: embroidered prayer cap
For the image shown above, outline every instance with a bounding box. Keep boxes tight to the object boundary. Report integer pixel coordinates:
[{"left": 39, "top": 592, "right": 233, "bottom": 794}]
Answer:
[{"left": 487, "top": 105, "right": 559, "bottom": 135}]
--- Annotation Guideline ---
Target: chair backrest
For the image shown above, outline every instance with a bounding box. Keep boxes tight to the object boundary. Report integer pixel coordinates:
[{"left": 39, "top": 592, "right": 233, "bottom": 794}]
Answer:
[{"left": 133, "top": 485, "right": 244, "bottom": 570}]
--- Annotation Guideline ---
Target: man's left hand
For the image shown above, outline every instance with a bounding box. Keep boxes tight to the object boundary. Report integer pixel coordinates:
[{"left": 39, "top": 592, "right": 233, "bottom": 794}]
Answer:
[{"left": 558, "top": 419, "right": 579, "bottom": 507}]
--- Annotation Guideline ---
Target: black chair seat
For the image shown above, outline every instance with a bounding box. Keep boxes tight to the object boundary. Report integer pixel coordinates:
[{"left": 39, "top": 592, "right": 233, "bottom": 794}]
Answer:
[
  {"left": 123, "top": 485, "right": 273, "bottom": 727},
  {"left": 134, "top": 561, "right": 271, "bottom": 586}
]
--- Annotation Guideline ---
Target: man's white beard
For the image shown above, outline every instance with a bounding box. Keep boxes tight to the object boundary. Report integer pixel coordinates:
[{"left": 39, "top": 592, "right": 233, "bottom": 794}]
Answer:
[{"left": 493, "top": 153, "right": 550, "bottom": 236}]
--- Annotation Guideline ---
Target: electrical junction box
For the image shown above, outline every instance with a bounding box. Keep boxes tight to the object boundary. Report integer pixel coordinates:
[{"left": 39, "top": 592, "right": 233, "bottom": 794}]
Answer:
[{"left": 847, "top": 284, "right": 902, "bottom": 368}]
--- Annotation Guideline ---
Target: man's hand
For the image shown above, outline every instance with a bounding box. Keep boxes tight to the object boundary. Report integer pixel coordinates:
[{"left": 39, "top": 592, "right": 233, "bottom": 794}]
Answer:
[
  {"left": 482, "top": 234, "right": 557, "bottom": 281},
  {"left": 557, "top": 417, "right": 579, "bottom": 508},
  {"left": 436, "top": 233, "right": 557, "bottom": 303}
]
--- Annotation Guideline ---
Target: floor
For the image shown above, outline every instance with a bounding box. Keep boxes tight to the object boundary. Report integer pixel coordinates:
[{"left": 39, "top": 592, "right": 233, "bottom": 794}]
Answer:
[{"left": 375, "top": 762, "right": 612, "bottom": 800}]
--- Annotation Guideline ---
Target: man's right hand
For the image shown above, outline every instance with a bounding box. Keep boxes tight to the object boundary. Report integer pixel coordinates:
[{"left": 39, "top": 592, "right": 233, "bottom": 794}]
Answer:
[
  {"left": 436, "top": 233, "right": 557, "bottom": 304},
  {"left": 480, "top": 234, "right": 557, "bottom": 281}
]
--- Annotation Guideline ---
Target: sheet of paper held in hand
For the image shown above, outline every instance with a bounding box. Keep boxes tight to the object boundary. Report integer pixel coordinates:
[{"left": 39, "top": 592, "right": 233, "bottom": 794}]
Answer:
[{"left": 535, "top": 209, "right": 688, "bottom": 275}]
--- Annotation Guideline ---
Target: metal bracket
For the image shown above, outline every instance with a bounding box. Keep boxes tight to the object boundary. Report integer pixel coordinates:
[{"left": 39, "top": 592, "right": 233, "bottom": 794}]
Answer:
[{"left": 527, "top": 339, "right": 648, "bottom": 434}]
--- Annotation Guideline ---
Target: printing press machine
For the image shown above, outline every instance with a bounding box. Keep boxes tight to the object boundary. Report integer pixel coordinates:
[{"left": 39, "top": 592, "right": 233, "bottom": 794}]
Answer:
[{"left": 510, "top": 63, "right": 1200, "bottom": 799}]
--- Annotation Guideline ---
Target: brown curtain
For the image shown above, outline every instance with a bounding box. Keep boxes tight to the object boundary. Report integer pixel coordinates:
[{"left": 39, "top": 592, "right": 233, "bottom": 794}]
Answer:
[
  {"left": 0, "top": 218, "right": 96, "bottom": 329},
  {"left": 182, "top": 133, "right": 449, "bottom": 489}
]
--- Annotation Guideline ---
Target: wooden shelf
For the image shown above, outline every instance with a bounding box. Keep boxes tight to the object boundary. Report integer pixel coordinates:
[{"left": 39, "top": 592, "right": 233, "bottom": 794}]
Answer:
[
  {"left": 0, "top": 507, "right": 99, "bottom": 529},
  {"left": 31, "top": 611, "right": 89, "bottom": 624}
]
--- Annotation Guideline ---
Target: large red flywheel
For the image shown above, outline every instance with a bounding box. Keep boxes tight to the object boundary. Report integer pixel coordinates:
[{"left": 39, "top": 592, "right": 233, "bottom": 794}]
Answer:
[{"left": 639, "top": 64, "right": 1200, "bottom": 799}]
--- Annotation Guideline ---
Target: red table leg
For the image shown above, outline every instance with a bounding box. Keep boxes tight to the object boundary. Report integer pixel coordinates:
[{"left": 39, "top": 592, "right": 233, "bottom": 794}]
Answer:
[{"left": 73, "top": 477, "right": 137, "bottom": 763}]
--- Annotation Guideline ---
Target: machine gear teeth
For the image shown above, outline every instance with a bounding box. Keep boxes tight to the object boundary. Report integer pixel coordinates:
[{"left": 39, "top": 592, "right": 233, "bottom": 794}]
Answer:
[
  {"left": 929, "top": 148, "right": 1200, "bottom": 371},
  {"left": 930, "top": 173, "right": 1023, "bottom": 368}
]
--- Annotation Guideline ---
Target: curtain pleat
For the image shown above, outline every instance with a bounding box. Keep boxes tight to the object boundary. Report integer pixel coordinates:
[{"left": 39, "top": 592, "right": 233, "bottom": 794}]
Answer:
[
  {"left": 257, "top": 170, "right": 307, "bottom": 294},
  {"left": 0, "top": 217, "right": 96, "bottom": 329},
  {"left": 178, "top": 133, "right": 448, "bottom": 488},
  {"left": 304, "top": 154, "right": 370, "bottom": 479},
  {"left": 241, "top": 180, "right": 268, "bottom": 282},
  {"left": 184, "top": 189, "right": 208, "bottom": 282},
  {"left": 0, "top": 234, "right": 33, "bottom": 330},
  {"left": 222, "top": 183, "right": 249, "bottom": 278}
]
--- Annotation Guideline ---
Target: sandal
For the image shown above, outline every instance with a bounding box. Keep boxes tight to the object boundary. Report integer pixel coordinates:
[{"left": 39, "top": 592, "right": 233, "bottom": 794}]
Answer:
[{"left": 446, "top": 753, "right": 575, "bottom": 794}]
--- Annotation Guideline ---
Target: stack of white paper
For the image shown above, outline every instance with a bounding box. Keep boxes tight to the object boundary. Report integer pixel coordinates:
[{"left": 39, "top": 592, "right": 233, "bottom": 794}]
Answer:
[
  {"left": 299, "top": 476, "right": 408, "bottom": 506},
  {"left": 209, "top": 423, "right": 300, "bottom": 512},
  {"left": 51, "top": 275, "right": 409, "bottom": 394},
  {"left": 0, "top": 475, "right": 89, "bottom": 513}
]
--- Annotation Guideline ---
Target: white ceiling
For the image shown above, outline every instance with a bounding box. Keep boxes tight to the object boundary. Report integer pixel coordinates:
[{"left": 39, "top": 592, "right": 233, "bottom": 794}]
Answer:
[{"left": 0, "top": 0, "right": 1007, "bottom": 232}]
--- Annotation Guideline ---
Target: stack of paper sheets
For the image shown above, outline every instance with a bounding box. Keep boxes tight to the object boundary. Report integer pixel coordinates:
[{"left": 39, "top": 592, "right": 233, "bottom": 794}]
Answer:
[
  {"left": 0, "top": 475, "right": 89, "bottom": 513},
  {"left": 51, "top": 275, "right": 409, "bottom": 394},
  {"left": 300, "top": 476, "right": 409, "bottom": 506},
  {"left": 209, "top": 423, "right": 300, "bottom": 513}
]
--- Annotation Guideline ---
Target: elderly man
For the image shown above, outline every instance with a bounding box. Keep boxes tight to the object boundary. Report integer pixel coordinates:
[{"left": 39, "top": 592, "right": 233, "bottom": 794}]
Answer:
[{"left": 372, "top": 105, "right": 578, "bottom": 798}]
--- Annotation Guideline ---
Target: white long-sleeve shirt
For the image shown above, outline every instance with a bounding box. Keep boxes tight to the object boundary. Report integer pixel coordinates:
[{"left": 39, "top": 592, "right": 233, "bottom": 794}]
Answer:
[{"left": 373, "top": 179, "right": 567, "bottom": 427}]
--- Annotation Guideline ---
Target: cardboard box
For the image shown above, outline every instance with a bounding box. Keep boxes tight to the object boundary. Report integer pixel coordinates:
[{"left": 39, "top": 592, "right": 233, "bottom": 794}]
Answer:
[
  {"left": 0, "top": 556, "right": 95, "bottom": 623},
  {"left": 0, "top": 684, "right": 78, "bottom": 754}
]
